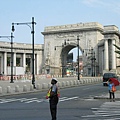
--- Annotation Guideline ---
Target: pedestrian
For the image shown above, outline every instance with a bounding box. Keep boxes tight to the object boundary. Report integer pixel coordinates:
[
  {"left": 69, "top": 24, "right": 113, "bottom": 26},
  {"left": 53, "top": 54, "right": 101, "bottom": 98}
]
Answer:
[
  {"left": 46, "top": 78, "right": 60, "bottom": 120},
  {"left": 107, "top": 79, "right": 116, "bottom": 102}
]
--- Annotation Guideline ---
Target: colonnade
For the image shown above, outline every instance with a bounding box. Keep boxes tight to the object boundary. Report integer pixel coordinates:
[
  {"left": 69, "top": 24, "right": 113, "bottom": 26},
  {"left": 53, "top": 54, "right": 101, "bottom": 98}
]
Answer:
[
  {"left": 0, "top": 52, "right": 37, "bottom": 75},
  {"left": 104, "top": 39, "right": 116, "bottom": 71}
]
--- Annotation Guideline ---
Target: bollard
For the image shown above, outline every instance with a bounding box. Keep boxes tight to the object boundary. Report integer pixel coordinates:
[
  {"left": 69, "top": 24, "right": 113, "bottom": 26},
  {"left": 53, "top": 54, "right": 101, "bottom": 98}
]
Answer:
[
  {"left": 15, "top": 85, "right": 19, "bottom": 92},
  {"left": 36, "top": 84, "right": 41, "bottom": 90},
  {"left": 66, "top": 81, "right": 70, "bottom": 86},
  {"left": 23, "top": 85, "right": 27, "bottom": 92},
  {"left": 73, "top": 80, "right": 77, "bottom": 85},
  {"left": 86, "top": 79, "right": 88, "bottom": 84},
  {"left": 70, "top": 81, "right": 73, "bottom": 86},
  {"left": 48, "top": 83, "right": 51, "bottom": 88},
  {"left": 42, "top": 83, "right": 47, "bottom": 89},
  {"left": 62, "top": 81, "right": 66, "bottom": 87},
  {"left": 30, "top": 84, "right": 34, "bottom": 91},
  {"left": 7, "top": 86, "right": 11, "bottom": 93},
  {"left": 57, "top": 82, "right": 61, "bottom": 87},
  {"left": 77, "top": 80, "right": 80, "bottom": 85},
  {"left": 0, "top": 87, "right": 2, "bottom": 94}
]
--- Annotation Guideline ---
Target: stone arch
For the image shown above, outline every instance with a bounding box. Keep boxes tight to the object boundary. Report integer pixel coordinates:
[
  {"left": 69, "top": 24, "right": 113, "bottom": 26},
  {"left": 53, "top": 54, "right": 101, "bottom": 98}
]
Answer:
[
  {"left": 60, "top": 43, "right": 79, "bottom": 77},
  {"left": 42, "top": 22, "right": 120, "bottom": 76}
]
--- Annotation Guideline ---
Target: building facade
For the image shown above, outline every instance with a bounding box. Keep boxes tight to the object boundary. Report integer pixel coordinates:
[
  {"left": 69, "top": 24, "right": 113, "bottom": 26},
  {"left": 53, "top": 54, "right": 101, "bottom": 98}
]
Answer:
[
  {"left": 42, "top": 22, "right": 120, "bottom": 76},
  {"left": 0, "top": 41, "right": 44, "bottom": 75},
  {"left": 0, "top": 22, "right": 120, "bottom": 77}
]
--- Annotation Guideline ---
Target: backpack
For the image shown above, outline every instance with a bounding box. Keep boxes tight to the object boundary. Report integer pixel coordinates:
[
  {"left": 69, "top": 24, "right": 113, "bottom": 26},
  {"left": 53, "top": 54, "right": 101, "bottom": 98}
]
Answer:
[{"left": 112, "top": 85, "right": 116, "bottom": 92}]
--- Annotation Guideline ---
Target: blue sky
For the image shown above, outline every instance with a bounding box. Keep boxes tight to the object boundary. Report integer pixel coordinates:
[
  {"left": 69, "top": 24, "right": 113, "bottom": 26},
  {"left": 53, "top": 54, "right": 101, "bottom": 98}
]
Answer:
[{"left": 0, "top": 0, "right": 120, "bottom": 61}]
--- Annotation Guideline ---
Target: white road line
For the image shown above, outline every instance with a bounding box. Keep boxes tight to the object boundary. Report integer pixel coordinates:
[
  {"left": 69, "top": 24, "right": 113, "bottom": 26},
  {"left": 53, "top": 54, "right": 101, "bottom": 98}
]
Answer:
[
  {"left": 21, "top": 98, "right": 38, "bottom": 102},
  {"left": 83, "top": 88, "right": 90, "bottom": 90},
  {"left": 59, "top": 97, "right": 67, "bottom": 100},
  {"left": 82, "top": 101, "right": 120, "bottom": 118},
  {"left": 0, "top": 98, "right": 26, "bottom": 103},
  {"left": 25, "top": 99, "right": 43, "bottom": 103},
  {"left": 59, "top": 96, "right": 79, "bottom": 102},
  {"left": 0, "top": 96, "right": 79, "bottom": 104}
]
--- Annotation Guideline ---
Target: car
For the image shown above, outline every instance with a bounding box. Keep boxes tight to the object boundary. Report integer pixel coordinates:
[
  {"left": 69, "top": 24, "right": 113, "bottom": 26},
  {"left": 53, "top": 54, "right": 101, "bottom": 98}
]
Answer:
[{"left": 103, "top": 72, "right": 118, "bottom": 86}]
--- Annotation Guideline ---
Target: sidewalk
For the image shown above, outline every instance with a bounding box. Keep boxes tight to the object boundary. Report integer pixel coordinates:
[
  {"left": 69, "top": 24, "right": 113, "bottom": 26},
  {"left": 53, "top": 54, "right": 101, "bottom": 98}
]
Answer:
[
  {"left": 1, "top": 77, "right": 120, "bottom": 100},
  {"left": 94, "top": 90, "right": 120, "bottom": 100},
  {"left": 0, "top": 77, "right": 79, "bottom": 96},
  {"left": 0, "top": 79, "right": 50, "bottom": 96}
]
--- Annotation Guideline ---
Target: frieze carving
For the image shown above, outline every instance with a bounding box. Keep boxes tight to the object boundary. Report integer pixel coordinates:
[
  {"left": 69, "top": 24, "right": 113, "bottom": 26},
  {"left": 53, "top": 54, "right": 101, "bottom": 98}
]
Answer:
[
  {"left": 56, "top": 32, "right": 83, "bottom": 39},
  {"left": 56, "top": 33, "right": 75, "bottom": 38}
]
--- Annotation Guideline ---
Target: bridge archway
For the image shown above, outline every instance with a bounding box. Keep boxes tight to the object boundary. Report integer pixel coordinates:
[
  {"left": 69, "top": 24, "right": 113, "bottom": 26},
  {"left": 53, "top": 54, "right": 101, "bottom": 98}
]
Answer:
[
  {"left": 42, "top": 22, "right": 120, "bottom": 76},
  {"left": 60, "top": 42, "right": 81, "bottom": 77}
]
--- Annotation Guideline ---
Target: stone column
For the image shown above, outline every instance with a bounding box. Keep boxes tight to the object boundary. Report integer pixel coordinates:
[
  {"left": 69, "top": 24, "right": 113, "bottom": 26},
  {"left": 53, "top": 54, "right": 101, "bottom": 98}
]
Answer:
[
  {"left": 104, "top": 39, "right": 109, "bottom": 70},
  {"left": 3, "top": 52, "right": 7, "bottom": 75},
  {"left": 111, "top": 39, "right": 116, "bottom": 70},
  {"left": 23, "top": 53, "right": 26, "bottom": 73}
]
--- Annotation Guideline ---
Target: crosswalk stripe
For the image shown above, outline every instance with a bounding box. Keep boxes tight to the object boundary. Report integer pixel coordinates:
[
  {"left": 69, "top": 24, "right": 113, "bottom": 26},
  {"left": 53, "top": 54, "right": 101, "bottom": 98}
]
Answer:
[
  {"left": 25, "top": 99, "right": 43, "bottom": 103},
  {"left": 0, "top": 96, "right": 78, "bottom": 104},
  {"left": 82, "top": 101, "right": 120, "bottom": 119},
  {"left": 59, "top": 96, "right": 79, "bottom": 102},
  {"left": 0, "top": 98, "right": 26, "bottom": 103},
  {"left": 20, "top": 98, "right": 38, "bottom": 102}
]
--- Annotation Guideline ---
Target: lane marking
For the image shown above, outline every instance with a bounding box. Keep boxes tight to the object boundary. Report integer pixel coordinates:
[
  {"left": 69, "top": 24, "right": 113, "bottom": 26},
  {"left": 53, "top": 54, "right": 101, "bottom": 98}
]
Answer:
[
  {"left": 59, "top": 96, "right": 79, "bottom": 102},
  {"left": 0, "top": 98, "right": 26, "bottom": 103},
  {"left": 25, "top": 99, "right": 43, "bottom": 103},
  {"left": 83, "top": 88, "right": 90, "bottom": 90},
  {"left": 0, "top": 96, "right": 79, "bottom": 104},
  {"left": 21, "top": 98, "right": 38, "bottom": 102},
  {"left": 82, "top": 101, "right": 120, "bottom": 118}
]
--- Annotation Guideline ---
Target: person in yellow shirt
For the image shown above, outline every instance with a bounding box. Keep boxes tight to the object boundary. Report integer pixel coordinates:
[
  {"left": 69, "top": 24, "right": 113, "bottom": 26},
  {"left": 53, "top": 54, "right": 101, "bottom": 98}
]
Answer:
[{"left": 46, "top": 78, "right": 60, "bottom": 120}]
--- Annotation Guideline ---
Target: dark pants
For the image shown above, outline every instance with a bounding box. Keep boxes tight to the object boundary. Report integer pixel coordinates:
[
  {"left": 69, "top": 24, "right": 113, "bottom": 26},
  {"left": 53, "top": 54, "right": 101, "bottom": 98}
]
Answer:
[
  {"left": 109, "top": 90, "right": 115, "bottom": 99},
  {"left": 49, "top": 97, "right": 58, "bottom": 120}
]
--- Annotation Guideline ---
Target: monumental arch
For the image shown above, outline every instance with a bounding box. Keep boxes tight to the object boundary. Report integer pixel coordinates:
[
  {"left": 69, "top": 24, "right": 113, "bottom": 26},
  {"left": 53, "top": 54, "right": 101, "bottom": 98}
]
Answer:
[{"left": 42, "top": 22, "right": 120, "bottom": 76}]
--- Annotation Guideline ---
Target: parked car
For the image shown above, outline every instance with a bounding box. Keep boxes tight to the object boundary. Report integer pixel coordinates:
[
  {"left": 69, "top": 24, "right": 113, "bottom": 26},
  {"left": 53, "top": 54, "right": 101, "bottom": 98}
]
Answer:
[{"left": 103, "top": 72, "right": 118, "bottom": 86}]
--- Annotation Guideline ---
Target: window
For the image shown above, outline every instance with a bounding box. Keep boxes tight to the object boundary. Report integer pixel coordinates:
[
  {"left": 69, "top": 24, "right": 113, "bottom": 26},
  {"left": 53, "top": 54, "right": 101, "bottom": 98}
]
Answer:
[{"left": 16, "top": 58, "right": 21, "bottom": 66}]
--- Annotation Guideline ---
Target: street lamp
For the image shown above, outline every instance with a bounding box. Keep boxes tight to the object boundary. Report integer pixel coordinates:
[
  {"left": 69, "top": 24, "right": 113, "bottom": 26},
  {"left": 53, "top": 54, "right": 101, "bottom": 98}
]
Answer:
[
  {"left": 77, "top": 36, "right": 80, "bottom": 80},
  {"left": 12, "top": 17, "right": 36, "bottom": 88},
  {"left": 91, "top": 51, "right": 96, "bottom": 76},
  {"left": 0, "top": 33, "right": 14, "bottom": 83}
]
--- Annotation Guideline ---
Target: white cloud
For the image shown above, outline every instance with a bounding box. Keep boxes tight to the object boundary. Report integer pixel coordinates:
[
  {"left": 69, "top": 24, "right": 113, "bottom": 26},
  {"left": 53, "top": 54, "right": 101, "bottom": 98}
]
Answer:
[
  {"left": 82, "top": 0, "right": 120, "bottom": 14},
  {"left": 82, "top": 0, "right": 101, "bottom": 7}
]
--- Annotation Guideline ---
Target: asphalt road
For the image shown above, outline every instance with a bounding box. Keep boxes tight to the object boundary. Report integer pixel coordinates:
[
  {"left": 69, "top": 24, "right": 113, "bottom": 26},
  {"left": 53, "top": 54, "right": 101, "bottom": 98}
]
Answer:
[{"left": 0, "top": 83, "right": 119, "bottom": 120}]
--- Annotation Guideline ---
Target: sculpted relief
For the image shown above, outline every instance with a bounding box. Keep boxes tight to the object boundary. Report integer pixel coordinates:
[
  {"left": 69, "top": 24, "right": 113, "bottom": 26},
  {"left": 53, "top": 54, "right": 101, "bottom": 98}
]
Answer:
[{"left": 56, "top": 32, "right": 84, "bottom": 40}]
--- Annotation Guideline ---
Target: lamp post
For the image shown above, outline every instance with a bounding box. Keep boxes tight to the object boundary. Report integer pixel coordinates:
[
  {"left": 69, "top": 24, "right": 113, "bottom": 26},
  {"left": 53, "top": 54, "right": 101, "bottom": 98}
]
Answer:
[
  {"left": 77, "top": 36, "right": 80, "bottom": 80},
  {"left": 12, "top": 17, "right": 36, "bottom": 88},
  {"left": 93, "top": 51, "right": 96, "bottom": 76},
  {"left": 0, "top": 33, "right": 14, "bottom": 83}
]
